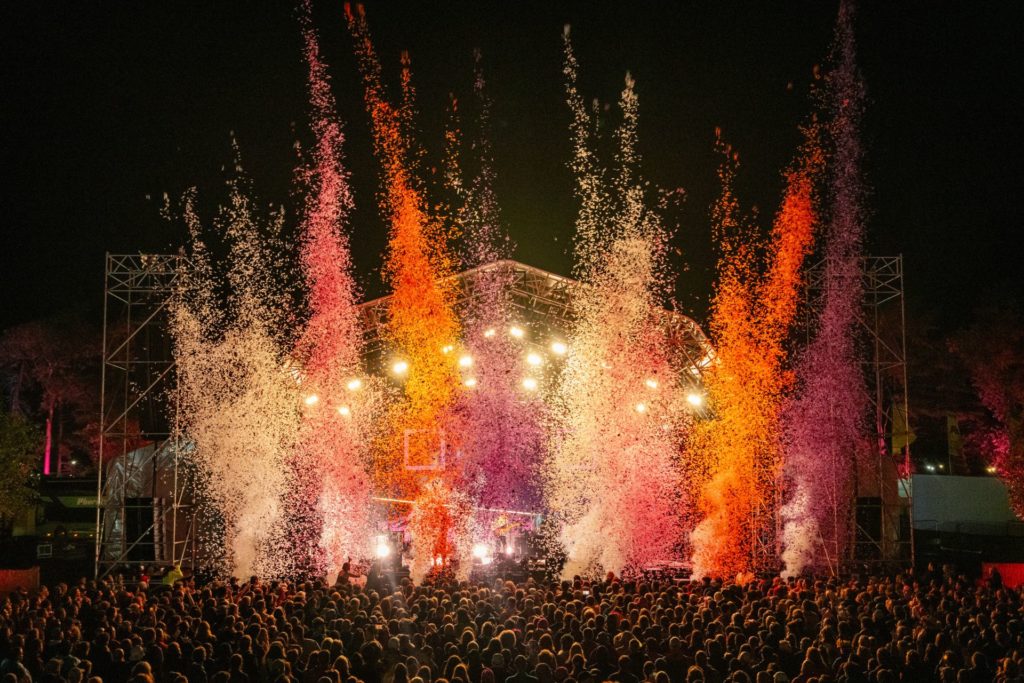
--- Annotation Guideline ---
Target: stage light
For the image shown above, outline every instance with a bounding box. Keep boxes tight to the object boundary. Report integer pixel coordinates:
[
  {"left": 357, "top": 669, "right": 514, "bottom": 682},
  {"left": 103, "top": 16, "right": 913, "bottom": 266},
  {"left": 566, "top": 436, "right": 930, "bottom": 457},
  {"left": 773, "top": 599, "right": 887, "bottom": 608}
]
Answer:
[
  {"left": 509, "top": 325, "right": 525, "bottom": 339},
  {"left": 550, "top": 341, "right": 568, "bottom": 356},
  {"left": 635, "top": 402, "right": 647, "bottom": 413},
  {"left": 483, "top": 328, "right": 496, "bottom": 338},
  {"left": 303, "top": 394, "right": 319, "bottom": 406},
  {"left": 986, "top": 465, "right": 997, "bottom": 474},
  {"left": 434, "top": 556, "right": 444, "bottom": 567},
  {"left": 442, "top": 344, "right": 454, "bottom": 354},
  {"left": 463, "top": 378, "right": 478, "bottom": 388},
  {"left": 526, "top": 352, "right": 543, "bottom": 366},
  {"left": 645, "top": 378, "right": 658, "bottom": 389},
  {"left": 70, "top": 459, "right": 78, "bottom": 466},
  {"left": 338, "top": 406, "right": 351, "bottom": 417},
  {"left": 686, "top": 392, "right": 704, "bottom": 407},
  {"left": 925, "top": 464, "right": 936, "bottom": 472},
  {"left": 375, "top": 536, "right": 391, "bottom": 559},
  {"left": 346, "top": 378, "right": 363, "bottom": 391},
  {"left": 522, "top": 377, "right": 538, "bottom": 391},
  {"left": 459, "top": 354, "right": 474, "bottom": 368},
  {"left": 472, "top": 543, "right": 488, "bottom": 560},
  {"left": 505, "top": 544, "right": 515, "bottom": 557},
  {"left": 392, "top": 360, "right": 409, "bottom": 375}
]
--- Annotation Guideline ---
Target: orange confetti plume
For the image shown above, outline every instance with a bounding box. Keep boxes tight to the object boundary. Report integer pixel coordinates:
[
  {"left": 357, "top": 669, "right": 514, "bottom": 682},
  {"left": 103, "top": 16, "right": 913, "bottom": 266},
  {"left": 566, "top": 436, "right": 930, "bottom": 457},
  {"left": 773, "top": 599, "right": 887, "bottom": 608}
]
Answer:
[
  {"left": 345, "top": 4, "right": 461, "bottom": 503},
  {"left": 689, "top": 125, "right": 823, "bottom": 578}
]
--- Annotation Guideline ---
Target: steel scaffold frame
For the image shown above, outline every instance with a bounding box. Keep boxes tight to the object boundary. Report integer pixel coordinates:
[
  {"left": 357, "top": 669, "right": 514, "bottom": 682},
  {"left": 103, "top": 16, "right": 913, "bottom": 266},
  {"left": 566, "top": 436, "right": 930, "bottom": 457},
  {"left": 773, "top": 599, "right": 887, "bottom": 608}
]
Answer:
[
  {"left": 94, "top": 254, "right": 196, "bottom": 578},
  {"left": 800, "top": 255, "right": 913, "bottom": 571}
]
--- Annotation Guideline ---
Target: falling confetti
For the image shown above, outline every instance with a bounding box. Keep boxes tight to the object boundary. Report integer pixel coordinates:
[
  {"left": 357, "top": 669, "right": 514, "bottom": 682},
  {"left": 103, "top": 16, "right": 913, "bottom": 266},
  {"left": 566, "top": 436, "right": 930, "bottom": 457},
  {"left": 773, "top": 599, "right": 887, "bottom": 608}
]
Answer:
[
  {"left": 780, "top": 0, "right": 871, "bottom": 577},
  {"left": 289, "top": 2, "right": 376, "bottom": 578},
  {"left": 546, "top": 28, "right": 686, "bottom": 578},
  {"left": 346, "top": 3, "right": 466, "bottom": 568},
  {"left": 170, "top": 158, "right": 297, "bottom": 579}
]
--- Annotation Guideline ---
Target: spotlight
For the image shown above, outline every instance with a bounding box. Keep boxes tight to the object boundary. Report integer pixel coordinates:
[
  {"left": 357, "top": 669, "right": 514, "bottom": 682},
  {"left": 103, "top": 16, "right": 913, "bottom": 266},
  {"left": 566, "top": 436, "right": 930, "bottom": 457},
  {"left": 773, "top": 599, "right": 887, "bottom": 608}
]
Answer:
[
  {"left": 375, "top": 536, "right": 391, "bottom": 559},
  {"left": 472, "top": 543, "right": 488, "bottom": 560},
  {"left": 645, "top": 378, "right": 659, "bottom": 389},
  {"left": 392, "top": 360, "right": 409, "bottom": 375},
  {"left": 635, "top": 402, "right": 647, "bottom": 413},
  {"left": 925, "top": 464, "right": 936, "bottom": 472},
  {"left": 303, "top": 394, "right": 320, "bottom": 406},
  {"left": 459, "top": 355, "right": 474, "bottom": 368},
  {"left": 522, "top": 377, "right": 538, "bottom": 391},
  {"left": 434, "top": 556, "right": 444, "bottom": 567},
  {"left": 986, "top": 465, "right": 997, "bottom": 474},
  {"left": 937, "top": 463, "right": 945, "bottom": 470},
  {"left": 346, "top": 378, "right": 363, "bottom": 391},
  {"left": 483, "top": 328, "right": 497, "bottom": 338},
  {"left": 526, "top": 352, "right": 543, "bottom": 366},
  {"left": 505, "top": 544, "right": 515, "bottom": 557},
  {"left": 442, "top": 345, "right": 454, "bottom": 354},
  {"left": 686, "top": 392, "right": 704, "bottom": 407},
  {"left": 338, "top": 406, "right": 351, "bottom": 417},
  {"left": 509, "top": 326, "right": 525, "bottom": 339},
  {"left": 70, "top": 459, "right": 78, "bottom": 466},
  {"left": 550, "top": 341, "right": 568, "bottom": 356},
  {"left": 463, "top": 378, "right": 478, "bottom": 388}
]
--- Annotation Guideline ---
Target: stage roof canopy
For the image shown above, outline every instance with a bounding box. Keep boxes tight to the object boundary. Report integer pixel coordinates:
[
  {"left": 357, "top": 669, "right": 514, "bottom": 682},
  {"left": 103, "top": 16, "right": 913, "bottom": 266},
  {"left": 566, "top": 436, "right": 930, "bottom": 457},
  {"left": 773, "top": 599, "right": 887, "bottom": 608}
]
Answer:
[{"left": 356, "top": 259, "right": 714, "bottom": 382}]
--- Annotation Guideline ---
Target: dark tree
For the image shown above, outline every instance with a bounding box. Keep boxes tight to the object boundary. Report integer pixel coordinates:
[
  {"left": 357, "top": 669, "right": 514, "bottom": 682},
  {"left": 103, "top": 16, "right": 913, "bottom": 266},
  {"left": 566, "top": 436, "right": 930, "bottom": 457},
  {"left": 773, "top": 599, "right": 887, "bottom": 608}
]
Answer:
[
  {"left": 952, "top": 297, "right": 1024, "bottom": 517},
  {"left": 0, "top": 312, "right": 99, "bottom": 475}
]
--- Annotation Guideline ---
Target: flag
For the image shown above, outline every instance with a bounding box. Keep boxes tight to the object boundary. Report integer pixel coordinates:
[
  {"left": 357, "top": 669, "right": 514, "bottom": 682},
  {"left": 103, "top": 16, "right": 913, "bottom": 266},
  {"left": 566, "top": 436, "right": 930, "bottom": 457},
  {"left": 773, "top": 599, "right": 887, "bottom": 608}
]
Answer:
[
  {"left": 891, "top": 401, "right": 916, "bottom": 454},
  {"left": 947, "top": 414, "right": 963, "bottom": 462}
]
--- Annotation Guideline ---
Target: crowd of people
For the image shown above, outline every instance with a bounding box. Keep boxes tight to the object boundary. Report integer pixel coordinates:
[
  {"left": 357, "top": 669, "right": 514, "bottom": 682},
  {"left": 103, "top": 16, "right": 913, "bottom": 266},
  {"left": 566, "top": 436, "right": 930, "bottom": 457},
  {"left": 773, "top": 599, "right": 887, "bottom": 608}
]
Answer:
[{"left": 1, "top": 562, "right": 1021, "bottom": 683}]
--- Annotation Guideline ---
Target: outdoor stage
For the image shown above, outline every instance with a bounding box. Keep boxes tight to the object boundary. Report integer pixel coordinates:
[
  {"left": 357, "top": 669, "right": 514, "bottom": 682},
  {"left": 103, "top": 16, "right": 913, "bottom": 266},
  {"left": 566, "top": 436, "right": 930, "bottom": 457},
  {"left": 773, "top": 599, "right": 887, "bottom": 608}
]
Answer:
[{"left": 94, "top": 254, "right": 910, "bottom": 581}]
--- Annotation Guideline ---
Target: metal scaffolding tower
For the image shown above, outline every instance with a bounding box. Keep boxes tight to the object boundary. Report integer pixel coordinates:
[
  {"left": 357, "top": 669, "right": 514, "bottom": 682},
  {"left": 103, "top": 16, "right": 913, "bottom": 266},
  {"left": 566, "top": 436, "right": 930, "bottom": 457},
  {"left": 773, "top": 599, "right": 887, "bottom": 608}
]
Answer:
[
  {"left": 803, "top": 255, "right": 913, "bottom": 570},
  {"left": 95, "top": 254, "right": 195, "bottom": 578}
]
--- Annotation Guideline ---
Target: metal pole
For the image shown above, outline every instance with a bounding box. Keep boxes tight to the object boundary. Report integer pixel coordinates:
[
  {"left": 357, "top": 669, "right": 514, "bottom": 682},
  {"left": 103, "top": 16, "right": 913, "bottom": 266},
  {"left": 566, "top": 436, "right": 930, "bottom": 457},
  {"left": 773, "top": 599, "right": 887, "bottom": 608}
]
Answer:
[
  {"left": 95, "top": 254, "right": 111, "bottom": 579},
  {"left": 899, "top": 256, "right": 915, "bottom": 569}
]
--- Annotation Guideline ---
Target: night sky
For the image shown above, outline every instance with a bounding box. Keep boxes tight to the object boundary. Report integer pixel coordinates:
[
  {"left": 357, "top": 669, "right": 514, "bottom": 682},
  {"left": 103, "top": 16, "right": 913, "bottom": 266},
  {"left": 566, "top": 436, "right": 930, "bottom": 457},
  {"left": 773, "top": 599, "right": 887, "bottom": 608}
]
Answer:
[{"left": 2, "top": 1, "right": 1021, "bottom": 332}]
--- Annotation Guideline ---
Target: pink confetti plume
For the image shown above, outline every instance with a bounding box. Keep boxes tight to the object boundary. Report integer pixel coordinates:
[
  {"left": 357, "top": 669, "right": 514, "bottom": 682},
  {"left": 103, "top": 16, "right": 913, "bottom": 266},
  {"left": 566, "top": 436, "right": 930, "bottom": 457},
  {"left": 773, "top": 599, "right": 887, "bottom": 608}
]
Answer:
[
  {"left": 546, "top": 28, "right": 686, "bottom": 578},
  {"left": 288, "top": 2, "right": 375, "bottom": 578},
  {"left": 449, "top": 54, "right": 545, "bottom": 517},
  {"left": 781, "top": 0, "right": 871, "bottom": 577}
]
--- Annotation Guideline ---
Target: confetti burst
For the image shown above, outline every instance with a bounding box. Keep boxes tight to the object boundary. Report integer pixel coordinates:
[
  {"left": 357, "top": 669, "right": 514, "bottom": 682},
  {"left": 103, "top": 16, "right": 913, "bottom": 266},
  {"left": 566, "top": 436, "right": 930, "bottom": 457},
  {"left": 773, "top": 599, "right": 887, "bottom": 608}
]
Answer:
[
  {"left": 687, "top": 120, "right": 823, "bottom": 579},
  {"left": 781, "top": 0, "right": 871, "bottom": 577},
  {"left": 170, "top": 159, "right": 296, "bottom": 579},
  {"left": 346, "top": 3, "right": 467, "bottom": 567},
  {"left": 288, "top": 2, "right": 377, "bottom": 578},
  {"left": 546, "top": 28, "right": 686, "bottom": 578}
]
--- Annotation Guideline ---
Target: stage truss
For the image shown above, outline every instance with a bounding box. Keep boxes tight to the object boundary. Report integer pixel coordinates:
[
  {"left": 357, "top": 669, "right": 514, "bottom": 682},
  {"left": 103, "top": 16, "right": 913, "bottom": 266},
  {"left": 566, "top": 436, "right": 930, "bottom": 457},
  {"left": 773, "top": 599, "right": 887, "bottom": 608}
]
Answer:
[
  {"left": 793, "top": 254, "right": 913, "bottom": 572},
  {"left": 357, "top": 259, "right": 715, "bottom": 392},
  {"left": 95, "top": 254, "right": 196, "bottom": 578}
]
